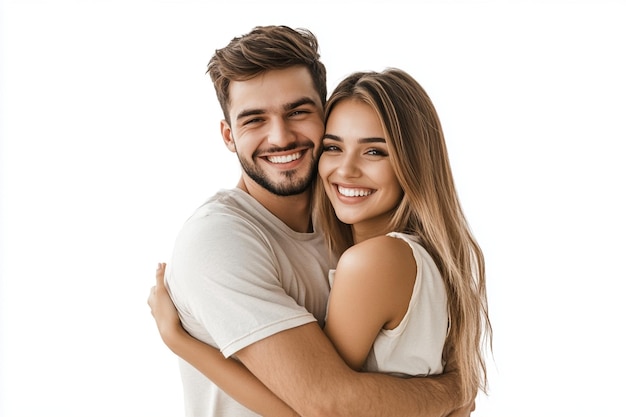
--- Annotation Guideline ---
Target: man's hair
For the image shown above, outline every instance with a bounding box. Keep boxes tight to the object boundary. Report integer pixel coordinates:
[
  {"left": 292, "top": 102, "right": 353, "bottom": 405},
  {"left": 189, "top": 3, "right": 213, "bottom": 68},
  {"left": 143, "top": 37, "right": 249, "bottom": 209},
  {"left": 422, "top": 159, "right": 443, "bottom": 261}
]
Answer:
[{"left": 207, "top": 25, "right": 327, "bottom": 123}]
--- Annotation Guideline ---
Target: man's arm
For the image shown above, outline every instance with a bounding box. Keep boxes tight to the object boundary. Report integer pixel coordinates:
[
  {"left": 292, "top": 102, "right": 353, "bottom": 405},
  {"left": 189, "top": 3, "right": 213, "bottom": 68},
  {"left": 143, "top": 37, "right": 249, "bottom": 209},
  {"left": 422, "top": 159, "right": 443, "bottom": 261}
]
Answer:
[
  {"left": 237, "top": 322, "right": 464, "bottom": 417},
  {"left": 164, "top": 329, "right": 299, "bottom": 417},
  {"left": 149, "top": 263, "right": 299, "bottom": 417}
]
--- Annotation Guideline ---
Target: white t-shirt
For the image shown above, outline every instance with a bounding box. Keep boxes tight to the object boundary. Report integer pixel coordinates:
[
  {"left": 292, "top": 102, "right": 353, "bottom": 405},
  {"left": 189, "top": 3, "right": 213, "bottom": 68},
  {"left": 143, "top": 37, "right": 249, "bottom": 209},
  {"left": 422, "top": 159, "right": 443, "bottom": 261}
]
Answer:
[
  {"left": 328, "top": 232, "right": 448, "bottom": 378},
  {"left": 167, "top": 188, "right": 334, "bottom": 416}
]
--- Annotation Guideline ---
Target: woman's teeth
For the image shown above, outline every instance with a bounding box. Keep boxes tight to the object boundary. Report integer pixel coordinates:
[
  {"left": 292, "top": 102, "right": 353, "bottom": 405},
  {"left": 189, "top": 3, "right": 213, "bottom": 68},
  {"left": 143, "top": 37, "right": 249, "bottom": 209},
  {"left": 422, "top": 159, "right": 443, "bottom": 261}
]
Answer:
[{"left": 338, "top": 186, "right": 373, "bottom": 197}]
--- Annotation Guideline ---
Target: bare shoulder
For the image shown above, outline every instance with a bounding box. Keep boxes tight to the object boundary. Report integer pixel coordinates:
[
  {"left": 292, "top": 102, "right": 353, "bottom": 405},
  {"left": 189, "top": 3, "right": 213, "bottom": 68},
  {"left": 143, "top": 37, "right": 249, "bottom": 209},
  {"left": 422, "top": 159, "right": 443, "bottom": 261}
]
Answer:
[
  {"left": 339, "top": 235, "right": 413, "bottom": 269},
  {"left": 336, "top": 235, "right": 416, "bottom": 287},
  {"left": 334, "top": 235, "right": 417, "bottom": 330}
]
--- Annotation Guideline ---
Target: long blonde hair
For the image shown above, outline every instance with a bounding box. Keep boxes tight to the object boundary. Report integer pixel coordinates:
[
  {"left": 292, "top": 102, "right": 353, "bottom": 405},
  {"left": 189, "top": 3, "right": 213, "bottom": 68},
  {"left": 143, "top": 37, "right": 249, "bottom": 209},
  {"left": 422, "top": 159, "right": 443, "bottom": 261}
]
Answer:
[{"left": 314, "top": 68, "right": 492, "bottom": 402}]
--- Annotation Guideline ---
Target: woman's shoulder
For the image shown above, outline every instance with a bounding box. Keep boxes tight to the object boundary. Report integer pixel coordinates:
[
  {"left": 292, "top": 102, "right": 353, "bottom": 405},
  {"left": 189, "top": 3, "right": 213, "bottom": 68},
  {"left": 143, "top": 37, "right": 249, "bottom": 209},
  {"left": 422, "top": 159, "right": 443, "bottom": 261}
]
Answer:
[
  {"left": 337, "top": 235, "right": 416, "bottom": 281},
  {"left": 347, "top": 234, "right": 412, "bottom": 257},
  {"left": 334, "top": 235, "right": 418, "bottom": 331}
]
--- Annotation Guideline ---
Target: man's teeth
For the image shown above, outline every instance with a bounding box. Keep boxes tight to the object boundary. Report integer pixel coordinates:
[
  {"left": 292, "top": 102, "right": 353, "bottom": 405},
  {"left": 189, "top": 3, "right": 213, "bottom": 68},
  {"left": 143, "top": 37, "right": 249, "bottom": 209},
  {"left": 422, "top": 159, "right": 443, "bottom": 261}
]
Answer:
[
  {"left": 338, "top": 186, "right": 373, "bottom": 197},
  {"left": 267, "top": 152, "right": 302, "bottom": 164}
]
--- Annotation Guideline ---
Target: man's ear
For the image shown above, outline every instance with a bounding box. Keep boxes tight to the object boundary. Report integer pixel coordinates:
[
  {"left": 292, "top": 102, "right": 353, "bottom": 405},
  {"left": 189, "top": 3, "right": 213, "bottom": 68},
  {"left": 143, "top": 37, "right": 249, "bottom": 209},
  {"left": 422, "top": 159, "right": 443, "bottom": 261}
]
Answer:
[{"left": 220, "top": 120, "right": 236, "bottom": 152}]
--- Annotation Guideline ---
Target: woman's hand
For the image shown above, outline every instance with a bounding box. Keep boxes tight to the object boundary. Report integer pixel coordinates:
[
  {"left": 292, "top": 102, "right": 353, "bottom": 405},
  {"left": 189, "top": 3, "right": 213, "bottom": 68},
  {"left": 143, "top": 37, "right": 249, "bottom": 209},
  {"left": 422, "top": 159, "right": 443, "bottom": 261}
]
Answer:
[{"left": 147, "top": 263, "right": 186, "bottom": 347}]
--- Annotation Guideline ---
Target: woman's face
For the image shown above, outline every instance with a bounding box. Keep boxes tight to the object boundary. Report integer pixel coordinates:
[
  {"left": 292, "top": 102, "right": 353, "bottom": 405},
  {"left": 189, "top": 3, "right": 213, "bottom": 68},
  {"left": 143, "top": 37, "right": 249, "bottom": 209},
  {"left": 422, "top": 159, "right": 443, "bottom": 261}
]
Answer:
[{"left": 318, "top": 99, "right": 403, "bottom": 241}]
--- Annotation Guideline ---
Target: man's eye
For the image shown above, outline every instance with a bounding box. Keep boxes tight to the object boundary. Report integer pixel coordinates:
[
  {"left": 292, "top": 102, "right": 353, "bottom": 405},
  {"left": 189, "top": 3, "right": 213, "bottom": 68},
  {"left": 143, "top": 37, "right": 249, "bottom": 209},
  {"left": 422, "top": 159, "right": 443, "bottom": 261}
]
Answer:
[
  {"left": 243, "top": 118, "right": 263, "bottom": 125},
  {"left": 290, "top": 109, "right": 310, "bottom": 117}
]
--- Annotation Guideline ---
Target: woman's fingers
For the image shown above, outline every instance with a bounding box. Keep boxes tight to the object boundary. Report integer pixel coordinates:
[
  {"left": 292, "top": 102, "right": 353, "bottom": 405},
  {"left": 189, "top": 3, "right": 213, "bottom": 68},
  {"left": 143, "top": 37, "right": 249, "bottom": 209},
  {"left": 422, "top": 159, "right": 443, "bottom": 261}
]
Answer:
[
  {"left": 148, "top": 263, "right": 166, "bottom": 311},
  {"left": 155, "top": 262, "right": 166, "bottom": 286}
]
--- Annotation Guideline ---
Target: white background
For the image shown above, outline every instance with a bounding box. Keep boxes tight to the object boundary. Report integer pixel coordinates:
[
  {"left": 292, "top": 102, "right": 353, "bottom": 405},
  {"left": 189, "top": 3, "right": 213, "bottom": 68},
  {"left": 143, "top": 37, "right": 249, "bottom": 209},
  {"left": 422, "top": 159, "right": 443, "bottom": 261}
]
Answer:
[{"left": 1, "top": 0, "right": 625, "bottom": 416}]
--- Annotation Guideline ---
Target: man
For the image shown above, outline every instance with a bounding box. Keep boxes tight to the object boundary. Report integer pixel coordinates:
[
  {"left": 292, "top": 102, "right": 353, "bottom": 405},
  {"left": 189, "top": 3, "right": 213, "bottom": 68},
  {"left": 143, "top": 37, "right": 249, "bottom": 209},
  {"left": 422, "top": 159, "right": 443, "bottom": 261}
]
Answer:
[{"left": 163, "top": 25, "right": 472, "bottom": 416}]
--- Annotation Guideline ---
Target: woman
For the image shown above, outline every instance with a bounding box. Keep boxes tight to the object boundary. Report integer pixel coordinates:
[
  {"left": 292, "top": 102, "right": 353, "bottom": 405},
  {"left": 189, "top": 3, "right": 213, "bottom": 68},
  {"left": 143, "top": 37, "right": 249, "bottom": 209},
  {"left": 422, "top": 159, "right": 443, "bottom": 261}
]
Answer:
[{"left": 149, "top": 68, "right": 491, "bottom": 416}]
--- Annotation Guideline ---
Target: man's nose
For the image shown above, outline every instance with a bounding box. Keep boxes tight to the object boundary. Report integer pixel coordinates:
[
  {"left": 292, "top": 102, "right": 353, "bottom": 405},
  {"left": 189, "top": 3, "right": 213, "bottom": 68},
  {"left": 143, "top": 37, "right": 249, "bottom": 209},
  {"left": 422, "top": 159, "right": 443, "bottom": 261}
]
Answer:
[{"left": 267, "top": 119, "right": 296, "bottom": 147}]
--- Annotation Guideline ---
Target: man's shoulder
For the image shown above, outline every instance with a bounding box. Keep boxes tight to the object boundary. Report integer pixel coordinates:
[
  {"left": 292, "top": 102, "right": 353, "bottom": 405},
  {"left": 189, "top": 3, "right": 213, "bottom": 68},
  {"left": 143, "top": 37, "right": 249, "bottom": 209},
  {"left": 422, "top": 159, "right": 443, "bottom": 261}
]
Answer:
[
  {"left": 169, "top": 189, "right": 276, "bottom": 281},
  {"left": 187, "top": 188, "right": 261, "bottom": 225},
  {"left": 176, "top": 188, "right": 273, "bottom": 247},
  {"left": 193, "top": 188, "right": 248, "bottom": 214}
]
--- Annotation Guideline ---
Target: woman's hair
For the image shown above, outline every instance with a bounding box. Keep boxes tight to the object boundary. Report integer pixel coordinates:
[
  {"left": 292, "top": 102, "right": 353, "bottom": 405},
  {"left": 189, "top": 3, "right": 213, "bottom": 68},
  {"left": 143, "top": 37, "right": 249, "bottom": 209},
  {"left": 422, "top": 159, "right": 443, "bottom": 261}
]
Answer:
[
  {"left": 207, "top": 25, "right": 327, "bottom": 124},
  {"left": 314, "top": 68, "right": 492, "bottom": 403}
]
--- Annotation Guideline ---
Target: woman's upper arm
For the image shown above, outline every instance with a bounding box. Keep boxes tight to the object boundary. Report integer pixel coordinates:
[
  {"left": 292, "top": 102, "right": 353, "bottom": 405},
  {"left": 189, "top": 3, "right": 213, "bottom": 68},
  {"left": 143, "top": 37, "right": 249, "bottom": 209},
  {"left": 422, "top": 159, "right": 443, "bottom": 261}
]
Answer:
[{"left": 324, "top": 236, "right": 415, "bottom": 370}]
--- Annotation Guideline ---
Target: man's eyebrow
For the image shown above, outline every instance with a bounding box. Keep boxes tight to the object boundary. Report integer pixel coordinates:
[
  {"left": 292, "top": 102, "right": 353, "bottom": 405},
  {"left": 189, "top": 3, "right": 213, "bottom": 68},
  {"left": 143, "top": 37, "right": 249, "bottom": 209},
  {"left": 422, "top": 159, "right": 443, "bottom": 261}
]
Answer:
[
  {"left": 322, "top": 134, "right": 386, "bottom": 144},
  {"left": 284, "top": 97, "right": 317, "bottom": 111},
  {"left": 235, "top": 108, "right": 265, "bottom": 122}
]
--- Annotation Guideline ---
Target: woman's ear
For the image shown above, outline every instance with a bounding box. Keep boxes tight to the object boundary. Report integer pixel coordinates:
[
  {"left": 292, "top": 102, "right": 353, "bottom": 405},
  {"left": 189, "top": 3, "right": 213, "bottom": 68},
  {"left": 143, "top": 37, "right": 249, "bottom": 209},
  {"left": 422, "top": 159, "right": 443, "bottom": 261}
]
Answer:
[{"left": 220, "top": 120, "right": 236, "bottom": 152}]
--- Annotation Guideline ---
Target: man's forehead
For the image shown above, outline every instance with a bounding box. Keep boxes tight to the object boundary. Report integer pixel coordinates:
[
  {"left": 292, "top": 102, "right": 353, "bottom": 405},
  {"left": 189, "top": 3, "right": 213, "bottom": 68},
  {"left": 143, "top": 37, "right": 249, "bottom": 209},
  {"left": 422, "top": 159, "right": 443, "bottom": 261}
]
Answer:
[{"left": 228, "top": 67, "right": 322, "bottom": 114}]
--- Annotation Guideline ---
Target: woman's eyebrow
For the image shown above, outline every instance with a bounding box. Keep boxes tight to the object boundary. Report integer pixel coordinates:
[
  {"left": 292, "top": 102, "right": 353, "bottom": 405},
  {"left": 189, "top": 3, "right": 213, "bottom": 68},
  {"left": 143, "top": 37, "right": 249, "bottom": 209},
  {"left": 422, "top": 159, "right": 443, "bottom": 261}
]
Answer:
[
  {"left": 322, "top": 134, "right": 386, "bottom": 144},
  {"left": 323, "top": 133, "right": 341, "bottom": 141}
]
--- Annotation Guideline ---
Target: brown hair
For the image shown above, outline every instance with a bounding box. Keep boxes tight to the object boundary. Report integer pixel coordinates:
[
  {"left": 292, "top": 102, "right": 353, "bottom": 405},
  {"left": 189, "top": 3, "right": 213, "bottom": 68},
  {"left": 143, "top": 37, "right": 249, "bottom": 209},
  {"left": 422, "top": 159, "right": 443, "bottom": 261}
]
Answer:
[
  {"left": 207, "top": 25, "right": 327, "bottom": 124},
  {"left": 314, "top": 68, "right": 492, "bottom": 403}
]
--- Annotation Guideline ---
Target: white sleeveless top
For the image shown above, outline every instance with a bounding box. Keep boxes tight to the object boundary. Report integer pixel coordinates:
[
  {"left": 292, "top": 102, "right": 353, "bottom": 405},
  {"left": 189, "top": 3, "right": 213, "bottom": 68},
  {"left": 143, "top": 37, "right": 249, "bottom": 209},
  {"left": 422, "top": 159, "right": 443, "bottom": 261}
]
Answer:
[{"left": 328, "top": 232, "right": 449, "bottom": 377}]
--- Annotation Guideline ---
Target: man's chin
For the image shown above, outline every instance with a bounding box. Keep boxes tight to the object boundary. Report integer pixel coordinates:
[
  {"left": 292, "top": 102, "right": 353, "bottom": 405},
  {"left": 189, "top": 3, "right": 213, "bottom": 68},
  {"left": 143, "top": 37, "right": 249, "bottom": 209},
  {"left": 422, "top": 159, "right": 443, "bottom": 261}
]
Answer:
[
  {"left": 242, "top": 163, "right": 315, "bottom": 197},
  {"left": 266, "top": 175, "right": 314, "bottom": 197}
]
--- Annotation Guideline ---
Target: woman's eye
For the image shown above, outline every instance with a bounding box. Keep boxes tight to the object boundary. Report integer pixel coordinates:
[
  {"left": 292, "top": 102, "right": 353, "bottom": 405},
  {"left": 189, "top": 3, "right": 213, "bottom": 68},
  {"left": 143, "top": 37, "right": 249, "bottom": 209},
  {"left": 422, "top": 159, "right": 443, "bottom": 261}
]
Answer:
[
  {"left": 366, "top": 148, "right": 387, "bottom": 156},
  {"left": 323, "top": 144, "right": 340, "bottom": 152}
]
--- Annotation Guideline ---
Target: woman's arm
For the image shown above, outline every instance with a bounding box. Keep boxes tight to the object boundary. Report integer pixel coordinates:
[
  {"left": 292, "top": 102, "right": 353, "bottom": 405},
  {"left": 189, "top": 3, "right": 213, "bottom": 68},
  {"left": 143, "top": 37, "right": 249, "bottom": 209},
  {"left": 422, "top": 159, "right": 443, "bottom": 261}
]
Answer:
[
  {"left": 324, "top": 236, "right": 416, "bottom": 370},
  {"left": 148, "top": 263, "right": 299, "bottom": 417}
]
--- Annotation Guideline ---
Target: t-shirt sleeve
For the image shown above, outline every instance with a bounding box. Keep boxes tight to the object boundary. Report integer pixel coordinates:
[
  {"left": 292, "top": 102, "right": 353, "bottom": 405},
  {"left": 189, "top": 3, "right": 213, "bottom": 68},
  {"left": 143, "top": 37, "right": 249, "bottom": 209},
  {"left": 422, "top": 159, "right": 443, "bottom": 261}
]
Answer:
[{"left": 168, "top": 211, "right": 317, "bottom": 358}]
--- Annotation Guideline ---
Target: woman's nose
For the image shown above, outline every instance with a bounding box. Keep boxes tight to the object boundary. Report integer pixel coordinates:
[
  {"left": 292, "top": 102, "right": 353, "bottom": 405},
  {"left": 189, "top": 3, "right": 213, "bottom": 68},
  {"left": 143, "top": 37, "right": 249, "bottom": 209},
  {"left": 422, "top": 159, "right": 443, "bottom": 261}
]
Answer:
[{"left": 336, "top": 153, "right": 361, "bottom": 178}]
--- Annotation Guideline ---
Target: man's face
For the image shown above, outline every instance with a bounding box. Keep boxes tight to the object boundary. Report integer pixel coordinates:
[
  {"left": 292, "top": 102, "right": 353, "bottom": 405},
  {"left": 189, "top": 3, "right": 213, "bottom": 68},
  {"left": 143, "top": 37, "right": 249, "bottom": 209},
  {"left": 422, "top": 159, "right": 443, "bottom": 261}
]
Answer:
[{"left": 221, "top": 66, "right": 325, "bottom": 196}]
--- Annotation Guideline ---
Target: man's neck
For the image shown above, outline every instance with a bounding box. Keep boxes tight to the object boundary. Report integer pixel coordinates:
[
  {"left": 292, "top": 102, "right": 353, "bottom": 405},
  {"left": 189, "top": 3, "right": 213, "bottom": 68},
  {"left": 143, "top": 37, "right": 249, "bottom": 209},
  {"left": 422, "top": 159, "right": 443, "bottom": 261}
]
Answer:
[{"left": 237, "top": 178, "right": 313, "bottom": 233}]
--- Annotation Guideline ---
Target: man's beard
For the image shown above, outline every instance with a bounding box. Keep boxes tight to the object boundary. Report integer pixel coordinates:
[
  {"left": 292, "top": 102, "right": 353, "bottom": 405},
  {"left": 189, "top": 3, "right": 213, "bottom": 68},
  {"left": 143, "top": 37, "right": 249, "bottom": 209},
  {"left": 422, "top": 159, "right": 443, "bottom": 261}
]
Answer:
[{"left": 237, "top": 151, "right": 318, "bottom": 197}]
